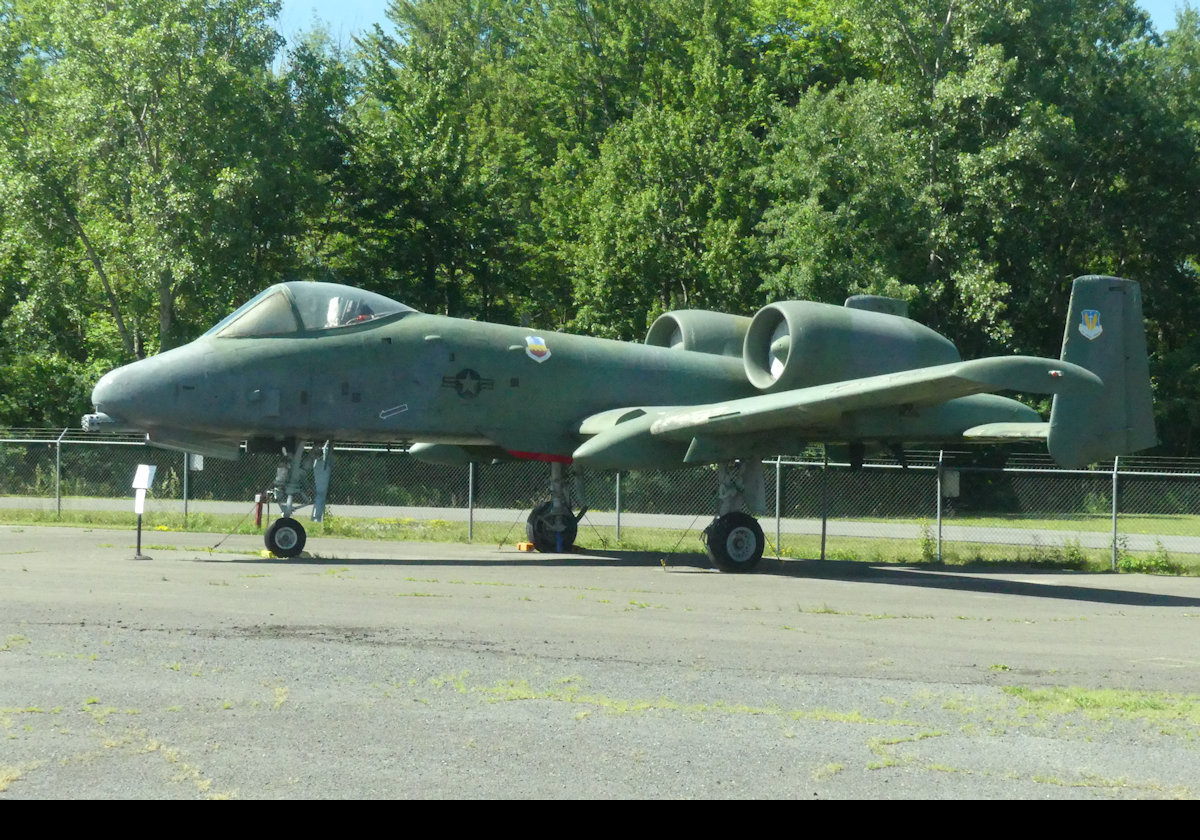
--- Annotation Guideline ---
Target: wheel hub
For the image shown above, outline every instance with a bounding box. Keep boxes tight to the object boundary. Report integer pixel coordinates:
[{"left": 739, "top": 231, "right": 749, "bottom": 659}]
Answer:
[
  {"left": 726, "top": 526, "right": 757, "bottom": 563},
  {"left": 274, "top": 527, "right": 298, "bottom": 550}
]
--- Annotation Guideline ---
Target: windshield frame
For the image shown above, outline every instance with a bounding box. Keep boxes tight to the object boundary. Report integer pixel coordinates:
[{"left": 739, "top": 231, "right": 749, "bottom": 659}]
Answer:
[{"left": 203, "top": 282, "right": 416, "bottom": 339}]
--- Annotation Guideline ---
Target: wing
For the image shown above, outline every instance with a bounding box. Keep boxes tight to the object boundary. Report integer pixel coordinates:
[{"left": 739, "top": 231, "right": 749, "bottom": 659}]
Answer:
[
  {"left": 572, "top": 356, "right": 1097, "bottom": 470},
  {"left": 647, "top": 356, "right": 1098, "bottom": 439}
]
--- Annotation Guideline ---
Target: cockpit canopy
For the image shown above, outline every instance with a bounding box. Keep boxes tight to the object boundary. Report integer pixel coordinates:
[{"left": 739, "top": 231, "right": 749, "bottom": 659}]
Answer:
[{"left": 205, "top": 282, "right": 416, "bottom": 338}]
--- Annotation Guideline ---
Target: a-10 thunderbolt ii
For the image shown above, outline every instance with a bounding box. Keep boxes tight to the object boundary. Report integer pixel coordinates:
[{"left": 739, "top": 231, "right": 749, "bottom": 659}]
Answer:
[{"left": 83, "top": 275, "right": 1155, "bottom": 571}]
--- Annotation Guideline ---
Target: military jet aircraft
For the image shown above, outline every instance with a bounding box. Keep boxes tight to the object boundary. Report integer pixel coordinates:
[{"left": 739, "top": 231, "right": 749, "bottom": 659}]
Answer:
[{"left": 83, "top": 275, "right": 1155, "bottom": 571}]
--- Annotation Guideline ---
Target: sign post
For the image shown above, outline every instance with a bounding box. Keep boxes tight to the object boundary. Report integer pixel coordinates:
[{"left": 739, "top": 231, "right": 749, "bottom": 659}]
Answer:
[{"left": 132, "top": 464, "right": 157, "bottom": 560}]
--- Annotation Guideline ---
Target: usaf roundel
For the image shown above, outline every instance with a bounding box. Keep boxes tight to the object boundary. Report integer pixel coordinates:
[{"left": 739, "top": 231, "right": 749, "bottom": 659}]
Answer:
[{"left": 525, "top": 335, "right": 551, "bottom": 363}]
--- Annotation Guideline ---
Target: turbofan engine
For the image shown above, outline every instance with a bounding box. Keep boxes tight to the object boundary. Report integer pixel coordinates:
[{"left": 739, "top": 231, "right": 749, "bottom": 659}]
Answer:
[
  {"left": 645, "top": 310, "right": 752, "bottom": 359},
  {"left": 743, "top": 301, "right": 960, "bottom": 392}
]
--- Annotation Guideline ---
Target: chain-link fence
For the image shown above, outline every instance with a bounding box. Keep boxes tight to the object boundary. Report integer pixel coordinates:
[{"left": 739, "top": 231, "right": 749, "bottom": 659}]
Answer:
[{"left": 2, "top": 429, "right": 1198, "bottom": 568}]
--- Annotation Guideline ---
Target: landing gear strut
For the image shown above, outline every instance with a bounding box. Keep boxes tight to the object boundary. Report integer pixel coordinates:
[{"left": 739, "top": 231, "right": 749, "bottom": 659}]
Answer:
[
  {"left": 263, "top": 440, "right": 332, "bottom": 557},
  {"left": 526, "top": 461, "right": 586, "bottom": 553},
  {"left": 703, "top": 460, "right": 767, "bottom": 572}
]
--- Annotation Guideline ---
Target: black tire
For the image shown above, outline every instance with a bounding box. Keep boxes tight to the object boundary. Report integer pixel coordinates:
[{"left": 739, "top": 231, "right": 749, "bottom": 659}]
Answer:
[
  {"left": 704, "top": 512, "right": 764, "bottom": 572},
  {"left": 526, "top": 501, "right": 578, "bottom": 553},
  {"left": 265, "top": 516, "right": 306, "bottom": 558}
]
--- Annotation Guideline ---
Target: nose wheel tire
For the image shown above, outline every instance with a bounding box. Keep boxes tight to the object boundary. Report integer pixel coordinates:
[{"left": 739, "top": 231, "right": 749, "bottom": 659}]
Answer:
[
  {"left": 704, "top": 512, "right": 764, "bottom": 573},
  {"left": 526, "top": 501, "right": 578, "bottom": 553},
  {"left": 266, "top": 516, "right": 306, "bottom": 558}
]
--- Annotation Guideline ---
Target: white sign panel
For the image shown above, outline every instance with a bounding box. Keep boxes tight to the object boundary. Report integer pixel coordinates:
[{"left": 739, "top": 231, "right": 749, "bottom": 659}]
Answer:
[{"left": 132, "top": 464, "right": 157, "bottom": 490}]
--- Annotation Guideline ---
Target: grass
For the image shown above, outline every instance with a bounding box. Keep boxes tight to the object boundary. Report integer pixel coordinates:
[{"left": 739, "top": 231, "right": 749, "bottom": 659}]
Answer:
[
  {"left": 1003, "top": 686, "right": 1200, "bottom": 726},
  {"left": 0, "top": 506, "right": 1196, "bottom": 574},
  {"left": 844, "top": 511, "right": 1200, "bottom": 535}
]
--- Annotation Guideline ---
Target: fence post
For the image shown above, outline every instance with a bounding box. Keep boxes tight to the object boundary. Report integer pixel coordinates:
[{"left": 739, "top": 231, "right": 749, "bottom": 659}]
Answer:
[
  {"left": 467, "top": 461, "right": 475, "bottom": 543},
  {"left": 774, "top": 456, "right": 782, "bottom": 558},
  {"left": 55, "top": 427, "right": 67, "bottom": 518},
  {"left": 615, "top": 471, "right": 622, "bottom": 542},
  {"left": 936, "top": 450, "right": 944, "bottom": 563},
  {"left": 183, "top": 452, "right": 189, "bottom": 526},
  {"left": 820, "top": 446, "right": 828, "bottom": 561},
  {"left": 1111, "top": 456, "right": 1119, "bottom": 571}
]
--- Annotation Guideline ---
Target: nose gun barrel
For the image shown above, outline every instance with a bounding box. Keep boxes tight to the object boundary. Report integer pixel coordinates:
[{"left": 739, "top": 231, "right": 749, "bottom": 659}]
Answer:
[{"left": 81, "top": 411, "right": 137, "bottom": 433}]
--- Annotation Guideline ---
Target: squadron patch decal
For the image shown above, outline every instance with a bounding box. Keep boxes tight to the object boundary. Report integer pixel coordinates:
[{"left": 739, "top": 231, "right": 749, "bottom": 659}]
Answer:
[
  {"left": 1078, "top": 309, "right": 1103, "bottom": 341},
  {"left": 525, "top": 335, "right": 551, "bottom": 363}
]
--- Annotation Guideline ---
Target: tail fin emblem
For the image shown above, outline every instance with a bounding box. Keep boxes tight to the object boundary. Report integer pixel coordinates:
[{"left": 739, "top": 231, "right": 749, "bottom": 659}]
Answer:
[{"left": 1078, "top": 309, "right": 1103, "bottom": 340}]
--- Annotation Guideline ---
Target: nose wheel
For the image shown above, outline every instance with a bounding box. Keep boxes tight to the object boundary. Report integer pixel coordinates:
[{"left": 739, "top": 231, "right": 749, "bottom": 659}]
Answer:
[{"left": 265, "top": 516, "right": 307, "bottom": 558}]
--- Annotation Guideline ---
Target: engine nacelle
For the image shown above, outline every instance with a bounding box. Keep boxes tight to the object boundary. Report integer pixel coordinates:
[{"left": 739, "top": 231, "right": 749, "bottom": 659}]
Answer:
[
  {"left": 645, "top": 310, "right": 752, "bottom": 358},
  {"left": 743, "top": 301, "right": 960, "bottom": 392}
]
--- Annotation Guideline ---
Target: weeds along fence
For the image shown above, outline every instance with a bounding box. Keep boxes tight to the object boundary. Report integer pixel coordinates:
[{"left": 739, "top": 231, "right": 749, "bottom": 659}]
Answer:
[{"left": 2, "top": 428, "right": 1199, "bottom": 568}]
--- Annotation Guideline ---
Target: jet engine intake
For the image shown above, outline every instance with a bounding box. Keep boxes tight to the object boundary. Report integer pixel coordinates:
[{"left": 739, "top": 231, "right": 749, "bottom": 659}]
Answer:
[
  {"left": 645, "top": 310, "right": 752, "bottom": 359},
  {"left": 743, "top": 301, "right": 960, "bottom": 392}
]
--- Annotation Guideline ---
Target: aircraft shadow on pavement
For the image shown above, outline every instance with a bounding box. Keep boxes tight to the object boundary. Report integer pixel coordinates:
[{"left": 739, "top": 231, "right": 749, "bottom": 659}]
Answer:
[
  {"left": 762, "top": 556, "right": 1200, "bottom": 608},
  {"left": 214, "top": 547, "right": 714, "bottom": 572},
  {"left": 211, "top": 546, "right": 1200, "bottom": 609}
]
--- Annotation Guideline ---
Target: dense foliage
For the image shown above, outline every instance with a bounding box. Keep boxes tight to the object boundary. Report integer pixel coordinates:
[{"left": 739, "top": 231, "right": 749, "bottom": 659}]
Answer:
[{"left": 2, "top": 0, "right": 1198, "bottom": 453}]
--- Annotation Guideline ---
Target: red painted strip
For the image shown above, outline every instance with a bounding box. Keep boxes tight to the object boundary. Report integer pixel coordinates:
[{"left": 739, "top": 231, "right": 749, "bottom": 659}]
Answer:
[{"left": 506, "top": 450, "right": 574, "bottom": 464}]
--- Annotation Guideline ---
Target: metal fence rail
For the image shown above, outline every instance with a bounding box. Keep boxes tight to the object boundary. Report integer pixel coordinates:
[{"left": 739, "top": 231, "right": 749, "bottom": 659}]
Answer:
[{"left": 2, "top": 429, "right": 1198, "bottom": 567}]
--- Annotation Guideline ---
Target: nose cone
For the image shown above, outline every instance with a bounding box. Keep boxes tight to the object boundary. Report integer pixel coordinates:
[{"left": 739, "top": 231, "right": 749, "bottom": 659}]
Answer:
[
  {"left": 89, "top": 346, "right": 194, "bottom": 429},
  {"left": 90, "top": 365, "right": 129, "bottom": 418},
  {"left": 92, "top": 359, "right": 167, "bottom": 423},
  {"left": 83, "top": 362, "right": 151, "bottom": 433}
]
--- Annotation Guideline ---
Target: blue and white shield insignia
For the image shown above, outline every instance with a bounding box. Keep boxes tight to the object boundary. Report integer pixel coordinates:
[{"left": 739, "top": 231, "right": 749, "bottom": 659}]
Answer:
[{"left": 1078, "top": 309, "right": 1103, "bottom": 341}]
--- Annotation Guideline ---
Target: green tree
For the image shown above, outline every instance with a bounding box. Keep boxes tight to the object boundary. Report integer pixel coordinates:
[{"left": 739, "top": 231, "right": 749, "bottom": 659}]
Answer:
[
  {"left": 567, "top": 38, "right": 769, "bottom": 336},
  {"left": 764, "top": 0, "right": 1198, "bottom": 354},
  {"left": 0, "top": 0, "right": 322, "bottom": 424}
]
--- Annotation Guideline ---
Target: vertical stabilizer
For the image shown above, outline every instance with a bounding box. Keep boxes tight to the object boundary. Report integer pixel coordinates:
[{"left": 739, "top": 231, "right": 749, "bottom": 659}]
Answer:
[{"left": 1048, "top": 275, "right": 1156, "bottom": 467}]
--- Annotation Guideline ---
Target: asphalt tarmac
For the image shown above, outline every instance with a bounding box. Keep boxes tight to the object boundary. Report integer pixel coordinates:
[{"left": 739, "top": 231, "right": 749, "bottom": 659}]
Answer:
[{"left": 3, "top": 524, "right": 1200, "bottom": 799}]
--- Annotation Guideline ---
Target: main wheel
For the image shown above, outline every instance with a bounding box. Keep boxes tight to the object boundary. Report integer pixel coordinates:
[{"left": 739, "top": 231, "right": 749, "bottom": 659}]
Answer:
[
  {"left": 265, "top": 516, "right": 306, "bottom": 558},
  {"left": 704, "top": 512, "right": 764, "bottom": 572},
  {"left": 526, "top": 501, "right": 578, "bottom": 553}
]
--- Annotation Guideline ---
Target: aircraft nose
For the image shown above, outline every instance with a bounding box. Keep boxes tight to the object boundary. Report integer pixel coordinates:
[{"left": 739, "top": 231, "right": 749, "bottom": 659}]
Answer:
[
  {"left": 88, "top": 344, "right": 209, "bottom": 432},
  {"left": 91, "top": 366, "right": 129, "bottom": 418},
  {"left": 91, "top": 359, "right": 162, "bottom": 423}
]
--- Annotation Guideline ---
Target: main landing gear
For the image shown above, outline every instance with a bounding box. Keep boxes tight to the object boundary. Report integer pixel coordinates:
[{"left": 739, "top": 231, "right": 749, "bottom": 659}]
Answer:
[
  {"left": 522, "top": 459, "right": 768, "bottom": 572},
  {"left": 702, "top": 460, "right": 767, "bottom": 572},
  {"left": 262, "top": 440, "right": 332, "bottom": 557},
  {"left": 265, "top": 516, "right": 306, "bottom": 557},
  {"left": 526, "top": 461, "right": 586, "bottom": 553}
]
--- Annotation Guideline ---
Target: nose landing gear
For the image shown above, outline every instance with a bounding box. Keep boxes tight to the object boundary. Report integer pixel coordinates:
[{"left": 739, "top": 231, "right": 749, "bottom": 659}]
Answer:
[{"left": 262, "top": 440, "right": 332, "bottom": 557}]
